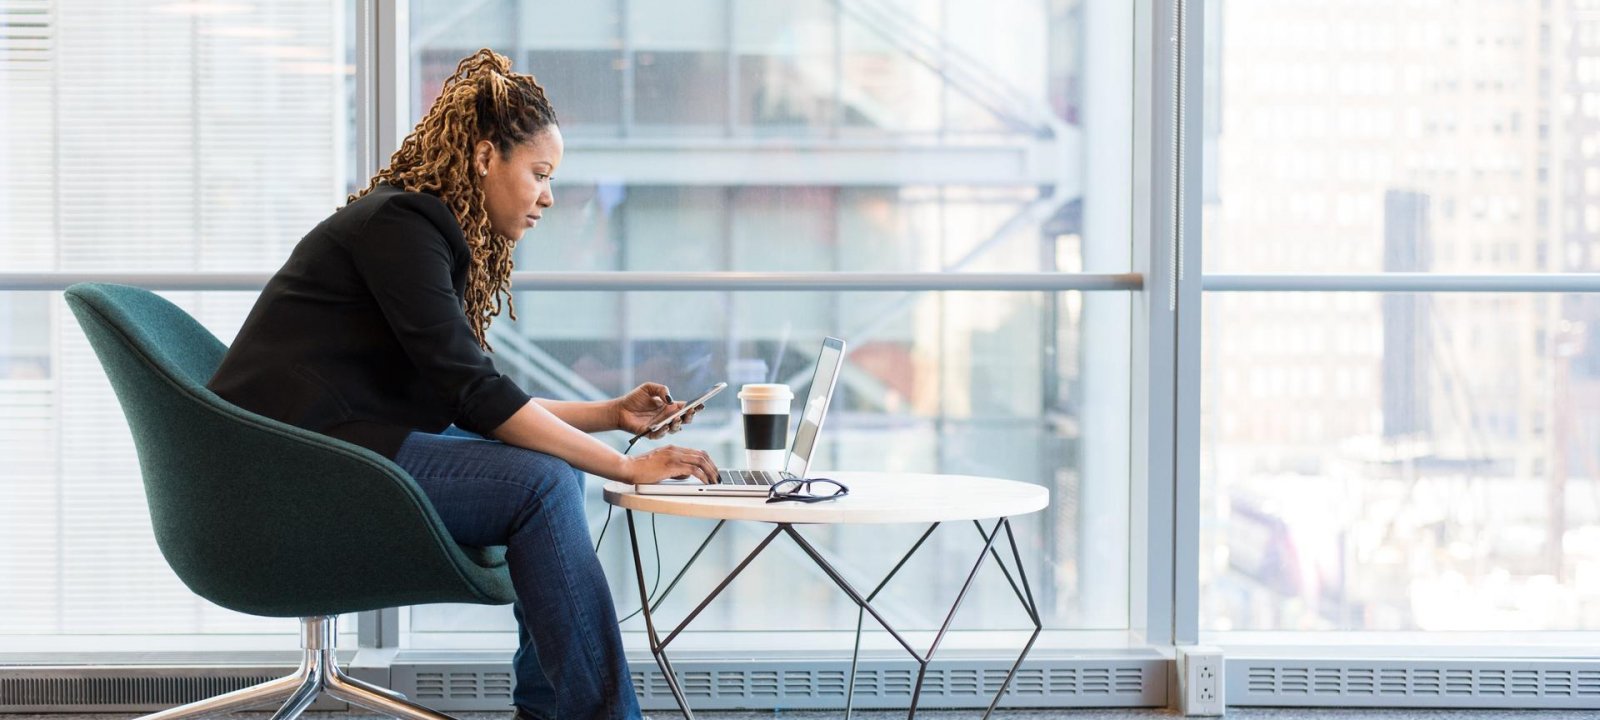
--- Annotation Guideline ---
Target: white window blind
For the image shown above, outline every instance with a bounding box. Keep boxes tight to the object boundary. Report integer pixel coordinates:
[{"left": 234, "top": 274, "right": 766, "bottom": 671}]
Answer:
[
  {"left": 1, "top": 0, "right": 55, "bottom": 271},
  {"left": 0, "top": 0, "right": 351, "bottom": 639}
]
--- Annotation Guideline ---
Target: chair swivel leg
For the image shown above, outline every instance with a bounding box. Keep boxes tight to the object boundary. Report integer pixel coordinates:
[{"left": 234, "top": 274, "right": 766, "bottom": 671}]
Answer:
[
  {"left": 325, "top": 669, "right": 457, "bottom": 720},
  {"left": 136, "top": 614, "right": 458, "bottom": 720},
  {"left": 305, "top": 614, "right": 459, "bottom": 720},
  {"left": 267, "top": 657, "right": 325, "bottom": 720},
  {"left": 133, "top": 672, "right": 304, "bottom": 720},
  {"left": 328, "top": 663, "right": 414, "bottom": 703},
  {"left": 300, "top": 614, "right": 461, "bottom": 720}
]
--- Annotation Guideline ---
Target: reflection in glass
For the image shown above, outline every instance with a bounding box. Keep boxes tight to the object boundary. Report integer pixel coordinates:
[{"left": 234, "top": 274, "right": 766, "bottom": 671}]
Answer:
[
  {"left": 1201, "top": 293, "right": 1600, "bottom": 632},
  {"left": 731, "top": 0, "right": 836, "bottom": 130},
  {"left": 0, "top": 0, "right": 354, "bottom": 641},
  {"left": 1201, "top": 1, "right": 1599, "bottom": 277},
  {"left": 403, "top": 0, "right": 1135, "bottom": 643},
  {"left": 525, "top": 51, "right": 623, "bottom": 131},
  {"left": 1199, "top": 0, "right": 1600, "bottom": 634},
  {"left": 636, "top": 51, "right": 728, "bottom": 128},
  {"left": 412, "top": 290, "right": 1132, "bottom": 638}
]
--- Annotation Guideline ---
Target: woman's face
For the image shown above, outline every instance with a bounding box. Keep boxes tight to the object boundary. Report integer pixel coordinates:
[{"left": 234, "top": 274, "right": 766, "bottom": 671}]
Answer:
[{"left": 475, "top": 125, "right": 564, "bottom": 240}]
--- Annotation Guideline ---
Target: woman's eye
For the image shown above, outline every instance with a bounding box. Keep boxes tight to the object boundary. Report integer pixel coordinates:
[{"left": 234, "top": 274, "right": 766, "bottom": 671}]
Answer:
[{"left": 535, "top": 173, "right": 550, "bottom": 181}]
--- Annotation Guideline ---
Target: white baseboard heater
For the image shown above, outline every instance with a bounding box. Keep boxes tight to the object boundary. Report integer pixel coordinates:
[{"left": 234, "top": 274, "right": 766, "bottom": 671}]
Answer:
[{"left": 0, "top": 656, "right": 1163, "bottom": 712}]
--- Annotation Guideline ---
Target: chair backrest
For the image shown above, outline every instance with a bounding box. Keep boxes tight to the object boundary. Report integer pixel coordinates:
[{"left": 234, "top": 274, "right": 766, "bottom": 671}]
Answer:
[{"left": 64, "top": 283, "right": 514, "bottom": 617}]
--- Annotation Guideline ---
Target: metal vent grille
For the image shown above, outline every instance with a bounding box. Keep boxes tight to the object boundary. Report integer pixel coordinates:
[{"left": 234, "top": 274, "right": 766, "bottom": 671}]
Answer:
[
  {"left": 0, "top": 672, "right": 281, "bottom": 710},
  {"left": 390, "top": 665, "right": 520, "bottom": 711},
  {"left": 412, "top": 670, "right": 514, "bottom": 702},
  {"left": 620, "top": 660, "right": 1156, "bottom": 710},
  {"left": 1232, "top": 660, "right": 1600, "bottom": 709},
  {"left": 2, "top": 657, "right": 1163, "bottom": 712}
]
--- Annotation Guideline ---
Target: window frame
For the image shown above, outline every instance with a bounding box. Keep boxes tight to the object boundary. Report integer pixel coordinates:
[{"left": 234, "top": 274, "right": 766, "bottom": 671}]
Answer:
[{"left": 19, "top": 0, "right": 1598, "bottom": 709}]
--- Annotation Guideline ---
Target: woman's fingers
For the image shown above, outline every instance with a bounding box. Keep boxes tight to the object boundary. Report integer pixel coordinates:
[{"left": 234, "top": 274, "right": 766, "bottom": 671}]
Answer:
[
  {"left": 657, "top": 403, "right": 699, "bottom": 436},
  {"left": 688, "top": 447, "right": 717, "bottom": 483},
  {"left": 662, "top": 446, "right": 710, "bottom": 483},
  {"left": 632, "top": 445, "right": 718, "bottom": 485},
  {"left": 644, "top": 401, "right": 685, "bottom": 439},
  {"left": 675, "top": 450, "right": 704, "bottom": 483}
]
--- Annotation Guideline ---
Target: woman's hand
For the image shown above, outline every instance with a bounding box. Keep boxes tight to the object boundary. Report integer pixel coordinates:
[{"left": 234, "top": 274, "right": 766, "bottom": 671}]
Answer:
[
  {"left": 614, "top": 382, "right": 701, "bottom": 437},
  {"left": 622, "top": 445, "right": 720, "bottom": 485}
]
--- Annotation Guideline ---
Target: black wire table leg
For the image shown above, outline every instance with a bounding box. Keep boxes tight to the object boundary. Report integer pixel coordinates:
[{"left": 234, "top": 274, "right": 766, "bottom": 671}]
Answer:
[
  {"left": 906, "top": 518, "right": 1005, "bottom": 718},
  {"left": 981, "top": 517, "right": 1043, "bottom": 720},
  {"left": 788, "top": 518, "right": 1037, "bottom": 720},
  {"left": 659, "top": 525, "right": 785, "bottom": 650},
  {"left": 782, "top": 525, "right": 925, "bottom": 660},
  {"left": 627, "top": 513, "right": 1039, "bottom": 719},
  {"left": 626, "top": 510, "right": 694, "bottom": 720},
  {"left": 649, "top": 519, "right": 728, "bottom": 615},
  {"left": 846, "top": 522, "right": 941, "bottom": 720},
  {"left": 846, "top": 604, "right": 866, "bottom": 720}
]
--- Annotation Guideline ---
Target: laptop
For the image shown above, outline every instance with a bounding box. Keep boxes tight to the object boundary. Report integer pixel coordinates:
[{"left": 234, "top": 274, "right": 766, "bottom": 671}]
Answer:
[{"left": 638, "top": 337, "right": 845, "bottom": 497}]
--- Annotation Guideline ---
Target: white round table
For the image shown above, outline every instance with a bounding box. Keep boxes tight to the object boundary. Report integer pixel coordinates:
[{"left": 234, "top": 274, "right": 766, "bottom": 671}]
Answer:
[
  {"left": 603, "top": 471, "right": 1050, "bottom": 720},
  {"left": 602, "top": 470, "right": 1048, "bottom": 525}
]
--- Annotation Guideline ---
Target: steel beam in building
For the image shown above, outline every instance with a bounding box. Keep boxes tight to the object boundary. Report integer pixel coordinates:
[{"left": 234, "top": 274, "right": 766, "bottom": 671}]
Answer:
[{"left": 559, "top": 137, "right": 1077, "bottom": 188}]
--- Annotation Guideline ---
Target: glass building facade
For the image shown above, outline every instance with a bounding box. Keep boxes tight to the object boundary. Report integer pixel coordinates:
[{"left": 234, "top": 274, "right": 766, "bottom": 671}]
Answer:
[{"left": 2, "top": 0, "right": 1597, "bottom": 708}]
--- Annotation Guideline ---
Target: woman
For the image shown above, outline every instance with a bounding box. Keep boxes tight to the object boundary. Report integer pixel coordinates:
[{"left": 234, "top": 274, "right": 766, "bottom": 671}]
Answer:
[{"left": 207, "top": 49, "right": 717, "bottom": 720}]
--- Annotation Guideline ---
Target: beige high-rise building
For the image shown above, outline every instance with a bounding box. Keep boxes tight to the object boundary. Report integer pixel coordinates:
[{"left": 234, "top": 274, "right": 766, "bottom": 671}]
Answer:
[{"left": 1202, "top": 0, "right": 1600, "bottom": 630}]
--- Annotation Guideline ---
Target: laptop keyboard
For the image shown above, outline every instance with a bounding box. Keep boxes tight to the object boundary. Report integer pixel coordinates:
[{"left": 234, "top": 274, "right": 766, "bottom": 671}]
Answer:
[{"left": 718, "top": 470, "right": 779, "bottom": 486}]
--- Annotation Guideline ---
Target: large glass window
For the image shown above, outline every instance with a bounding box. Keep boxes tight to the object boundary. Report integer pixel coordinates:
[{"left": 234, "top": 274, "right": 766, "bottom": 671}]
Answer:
[
  {"left": 1200, "top": 0, "right": 1584, "bottom": 277},
  {"left": 0, "top": 0, "right": 357, "bottom": 647},
  {"left": 1200, "top": 0, "right": 1600, "bottom": 634},
  {"left": 1201, "top": 291, "right": 1600, "bottom": 632},
  {"left": 405, "top": 0, "right": 1135, "bottom": 649}
]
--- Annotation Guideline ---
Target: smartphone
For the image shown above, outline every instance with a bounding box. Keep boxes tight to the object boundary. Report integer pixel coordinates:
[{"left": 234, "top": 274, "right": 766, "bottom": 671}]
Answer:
[{"left": 644, "top": 382, "right": 727, "bottom": 434}]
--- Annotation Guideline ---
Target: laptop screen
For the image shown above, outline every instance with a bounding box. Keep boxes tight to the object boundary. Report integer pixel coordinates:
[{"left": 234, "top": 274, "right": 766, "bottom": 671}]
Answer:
[{"left": 785, "top": 337, "right": 845, "bottom": 479}]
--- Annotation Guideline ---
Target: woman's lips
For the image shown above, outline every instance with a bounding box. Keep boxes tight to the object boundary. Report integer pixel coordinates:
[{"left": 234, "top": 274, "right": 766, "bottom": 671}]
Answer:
[{"left": 525, "top": 214, "right": 540, "bottom": 227}]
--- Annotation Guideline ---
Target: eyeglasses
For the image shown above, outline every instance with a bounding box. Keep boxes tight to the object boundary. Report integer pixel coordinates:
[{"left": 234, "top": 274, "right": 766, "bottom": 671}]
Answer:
[{"left": 766, "top": 478, "right": 850, "bottom": 504}]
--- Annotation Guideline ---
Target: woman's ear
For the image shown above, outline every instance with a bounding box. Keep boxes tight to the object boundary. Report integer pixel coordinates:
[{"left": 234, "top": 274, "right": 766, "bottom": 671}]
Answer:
[{"left": 473, "top": 140, "right": 495, "bottom": 177}]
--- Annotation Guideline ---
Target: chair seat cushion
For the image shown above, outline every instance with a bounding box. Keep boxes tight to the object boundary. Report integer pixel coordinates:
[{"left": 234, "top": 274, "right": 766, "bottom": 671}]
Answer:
[{"left": 460, "top": 545, "right": 508, "bottom": 570}]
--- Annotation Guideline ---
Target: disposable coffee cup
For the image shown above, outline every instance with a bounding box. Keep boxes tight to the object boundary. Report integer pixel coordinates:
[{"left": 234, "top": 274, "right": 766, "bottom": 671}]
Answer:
[{"left": 738, "top": 383, "right": 793, "bottom": 471}]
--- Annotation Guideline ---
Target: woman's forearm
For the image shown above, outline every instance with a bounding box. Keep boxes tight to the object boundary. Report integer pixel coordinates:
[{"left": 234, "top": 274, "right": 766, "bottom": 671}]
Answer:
[
  {"left": 533, "top": 398, "right": 617, "bottom": 433},
  {"left": 492, "top": 400, "right": 629, "bottom": 480}
]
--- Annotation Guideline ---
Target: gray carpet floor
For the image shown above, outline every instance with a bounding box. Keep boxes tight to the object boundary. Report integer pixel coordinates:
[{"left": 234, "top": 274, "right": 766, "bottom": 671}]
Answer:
[{"left": 5, "top": 710, "right": 1600, "bottom": 719}]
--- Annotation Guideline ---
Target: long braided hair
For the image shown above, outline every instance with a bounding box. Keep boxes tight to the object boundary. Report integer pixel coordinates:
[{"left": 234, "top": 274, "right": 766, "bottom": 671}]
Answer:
[{"left": 350, "top": 48, "right": 558, "bottom": 350}]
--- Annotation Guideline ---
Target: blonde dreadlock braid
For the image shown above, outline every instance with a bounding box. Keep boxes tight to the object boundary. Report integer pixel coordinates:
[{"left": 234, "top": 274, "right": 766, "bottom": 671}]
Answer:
[{"left": 350, "top": 48, "right": 558, "bottom": 350}]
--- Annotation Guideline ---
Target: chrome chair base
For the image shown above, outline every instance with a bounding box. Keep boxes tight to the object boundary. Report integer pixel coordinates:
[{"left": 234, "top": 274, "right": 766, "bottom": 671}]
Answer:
[{"left": 135, "top": 615, "right": 456, "bottom": 720}]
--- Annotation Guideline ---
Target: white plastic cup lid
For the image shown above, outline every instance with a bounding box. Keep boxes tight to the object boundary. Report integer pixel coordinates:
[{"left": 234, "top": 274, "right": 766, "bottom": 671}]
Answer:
[{"left": 737, "top": 383, "right": 794, "bottom": 401}]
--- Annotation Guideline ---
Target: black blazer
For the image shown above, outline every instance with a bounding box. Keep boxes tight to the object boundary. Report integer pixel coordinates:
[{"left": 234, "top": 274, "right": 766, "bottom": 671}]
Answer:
[{"left": 208, "top": 184, "right": 531, "bottom": 458}]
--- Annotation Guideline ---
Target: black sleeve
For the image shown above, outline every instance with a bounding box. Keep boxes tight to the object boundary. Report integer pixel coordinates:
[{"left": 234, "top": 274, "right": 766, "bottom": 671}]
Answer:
[{"left": 340, "top": 194, "right": 531, "bottom": 436}]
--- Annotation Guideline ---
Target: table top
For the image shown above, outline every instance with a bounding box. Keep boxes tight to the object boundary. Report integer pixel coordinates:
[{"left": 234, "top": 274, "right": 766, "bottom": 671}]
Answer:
[{"left": 602, "top": 471, "right": 1049, "bottom": 524}]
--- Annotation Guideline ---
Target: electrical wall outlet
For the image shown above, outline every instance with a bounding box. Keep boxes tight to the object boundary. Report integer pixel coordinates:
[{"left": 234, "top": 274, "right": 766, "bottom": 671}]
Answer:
[{"left": 1176, "top": 645, "right": 1225, "bottom": 716}]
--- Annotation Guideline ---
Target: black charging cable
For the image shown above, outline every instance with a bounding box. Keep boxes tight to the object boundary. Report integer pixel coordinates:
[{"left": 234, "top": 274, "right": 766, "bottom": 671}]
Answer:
[
  {"left": 620, "top": 390, "right": 672, "bottom": 456},
  {"left": 599, "top": 392, "right": 727, "bottom": 627},
  {"left": 596, "top": 435, "right": 663, "bottom": 626}
]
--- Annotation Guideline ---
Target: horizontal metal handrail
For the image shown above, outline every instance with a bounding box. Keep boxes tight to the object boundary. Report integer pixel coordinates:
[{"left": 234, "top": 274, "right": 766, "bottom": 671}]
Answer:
[
  {"left": 1204, "top": 273, "right": 1600, "bottom": 293},
  {"left": 0, "top": 271, "right": 1142, "bottom": 292},
  {"left": 13, "top": 272, "right": 1600, "bottom": 293}
]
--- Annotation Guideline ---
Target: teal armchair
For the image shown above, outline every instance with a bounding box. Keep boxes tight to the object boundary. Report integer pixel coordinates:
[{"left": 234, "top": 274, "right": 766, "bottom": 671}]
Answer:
[{"left": 65, "top": 283, "right": 515, "bottom": 720}]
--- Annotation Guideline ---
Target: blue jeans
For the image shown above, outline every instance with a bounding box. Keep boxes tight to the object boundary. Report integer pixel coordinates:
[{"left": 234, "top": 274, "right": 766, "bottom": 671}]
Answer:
[{"left": 395, "top": 427, "right": 641, "bottom": 720}]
